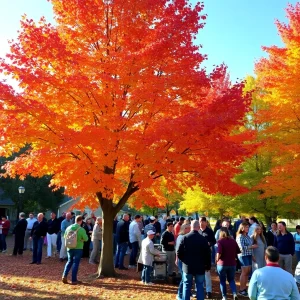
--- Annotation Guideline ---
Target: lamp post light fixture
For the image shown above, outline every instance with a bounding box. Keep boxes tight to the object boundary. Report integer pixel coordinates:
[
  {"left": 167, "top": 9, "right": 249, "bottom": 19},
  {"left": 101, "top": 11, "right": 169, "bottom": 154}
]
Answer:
[{"left": 18, "top": 186, "right": 25, "bottom": 217}]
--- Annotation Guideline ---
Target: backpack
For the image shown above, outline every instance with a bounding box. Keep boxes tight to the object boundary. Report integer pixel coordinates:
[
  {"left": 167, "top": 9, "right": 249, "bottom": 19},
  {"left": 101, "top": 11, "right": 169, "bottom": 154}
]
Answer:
[{"left": 65, "top": 226, "right": 81, "bottom": 248}]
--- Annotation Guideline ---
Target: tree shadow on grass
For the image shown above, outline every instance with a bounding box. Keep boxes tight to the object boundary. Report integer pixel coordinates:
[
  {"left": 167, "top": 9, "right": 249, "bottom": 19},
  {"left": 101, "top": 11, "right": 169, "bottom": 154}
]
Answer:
[{"left": 0, "top": 280, "right": 102, "bottom": 300}]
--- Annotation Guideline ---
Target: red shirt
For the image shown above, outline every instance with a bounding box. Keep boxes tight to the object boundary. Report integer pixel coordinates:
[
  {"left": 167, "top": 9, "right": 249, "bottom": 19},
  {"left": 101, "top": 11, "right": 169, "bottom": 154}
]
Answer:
[
  {"left": 1, "top": 220, "right": 10, "bottom": 235},
  {"left": 174, "top": 222, "right": 181, "bottom": 239},
  {"left": 217, "top": 237, "right": 241, "bottom": 266}
]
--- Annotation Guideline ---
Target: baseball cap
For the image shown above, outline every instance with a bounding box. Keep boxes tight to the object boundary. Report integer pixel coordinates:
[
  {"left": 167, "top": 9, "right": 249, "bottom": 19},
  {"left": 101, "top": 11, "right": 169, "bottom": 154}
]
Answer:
[{"left": 147, "top": 230, "right": 155, "bottom": 235}]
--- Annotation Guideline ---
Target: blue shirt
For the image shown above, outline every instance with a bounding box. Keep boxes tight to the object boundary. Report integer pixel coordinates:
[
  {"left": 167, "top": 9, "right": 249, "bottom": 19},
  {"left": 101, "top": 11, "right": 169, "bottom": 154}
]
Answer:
[
  {"left": 61, "top": 219, "right": 72, "bottom": 234},
  {"left": 248, "top": 265, "right": 299, "bottom": 300},
  {"left": 294, "top": 233, "right": 300, "bottom": 252}
]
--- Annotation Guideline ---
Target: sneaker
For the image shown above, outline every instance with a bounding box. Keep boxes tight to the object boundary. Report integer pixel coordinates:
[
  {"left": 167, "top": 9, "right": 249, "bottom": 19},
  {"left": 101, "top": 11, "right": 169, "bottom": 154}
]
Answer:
[
  {"left": 2, "top": 250, "right": 7, "bottom": 253},
  {"left": 222, "top": 297, "right": 227, "bottom": 300},
  {"left": 238, "top": 290, "right": 248, "bottom": 297},
  {"left": 62, "top": 277, "right": 68, "bottom": 284},
  {"left": 192, "top": 294, "right": 197, "bottom": 298},
  {"left": 233, "top": 294, "right": 239, "bottom": 300},
  {"left": 145, "top": 282, "right": 154, "bottom": 285},
  {"left": 206, "top": 292, "right": 212, "bottom": 299},
  {"left": 45, "top": 256, "right": 51, "bottom": 259}
]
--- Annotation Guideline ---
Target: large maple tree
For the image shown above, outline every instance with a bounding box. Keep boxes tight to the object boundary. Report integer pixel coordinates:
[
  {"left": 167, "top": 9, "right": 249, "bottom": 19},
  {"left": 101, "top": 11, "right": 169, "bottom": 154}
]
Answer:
[
  {"left": 0, "top": 0, "right": 251, "bottom": 276},
  {"left": 255, "top": 3, "right": 300, "bottom": 203}
]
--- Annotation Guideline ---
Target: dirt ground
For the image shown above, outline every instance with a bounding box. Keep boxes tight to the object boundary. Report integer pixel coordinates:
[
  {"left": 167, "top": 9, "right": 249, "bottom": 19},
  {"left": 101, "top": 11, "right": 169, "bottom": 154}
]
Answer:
[{"left": 0, "top": 236, "right": 249, "bottom": 300}]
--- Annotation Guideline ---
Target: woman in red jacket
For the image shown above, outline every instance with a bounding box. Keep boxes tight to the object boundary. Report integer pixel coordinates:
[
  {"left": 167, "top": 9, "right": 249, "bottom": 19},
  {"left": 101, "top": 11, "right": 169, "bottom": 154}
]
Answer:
[{"left": 1, "top": 216, "right": 10, "bottom": 252}]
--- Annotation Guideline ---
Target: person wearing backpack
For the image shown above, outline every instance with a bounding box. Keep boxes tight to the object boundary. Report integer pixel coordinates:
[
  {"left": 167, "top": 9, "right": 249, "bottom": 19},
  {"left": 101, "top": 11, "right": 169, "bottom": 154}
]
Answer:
[{"left": 62, "top": 215, "right": 88, "bottom": 285}]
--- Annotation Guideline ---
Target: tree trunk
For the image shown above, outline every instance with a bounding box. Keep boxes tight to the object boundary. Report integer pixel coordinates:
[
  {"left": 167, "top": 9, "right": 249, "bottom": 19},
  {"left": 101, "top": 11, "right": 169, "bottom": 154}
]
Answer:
[
  {"left": 96, "top": 181, "right": 139, "bottom": 277},
  {"left": 97, "top": 197, "right": 116, "bottom": 277}
]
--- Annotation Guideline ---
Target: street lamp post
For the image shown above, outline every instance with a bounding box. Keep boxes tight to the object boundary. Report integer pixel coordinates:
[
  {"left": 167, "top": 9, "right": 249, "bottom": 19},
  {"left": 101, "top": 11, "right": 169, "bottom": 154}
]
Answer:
[{"left": 18, "top": 186, "right": 25, "bottom": 218}]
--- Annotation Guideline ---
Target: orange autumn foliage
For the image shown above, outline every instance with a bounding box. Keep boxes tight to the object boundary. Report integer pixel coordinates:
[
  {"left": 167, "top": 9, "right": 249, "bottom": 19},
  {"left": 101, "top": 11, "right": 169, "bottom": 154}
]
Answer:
[
  {"left": 0, "top": 0, "right": 252, "bottom": 275},
  {"left": 255, "top": 3, "right": 300, "bottom": 202}
]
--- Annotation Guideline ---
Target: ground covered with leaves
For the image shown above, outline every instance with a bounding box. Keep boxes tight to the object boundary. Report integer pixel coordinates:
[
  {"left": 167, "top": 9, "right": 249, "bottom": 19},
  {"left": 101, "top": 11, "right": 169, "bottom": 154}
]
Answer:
[{"left": 0, "top": 236, "right": 226, "bottom": 300}]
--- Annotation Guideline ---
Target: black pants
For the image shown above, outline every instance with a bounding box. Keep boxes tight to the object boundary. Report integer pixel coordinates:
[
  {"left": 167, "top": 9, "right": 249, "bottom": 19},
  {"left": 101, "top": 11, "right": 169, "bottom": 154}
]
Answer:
[
  {"left": 82, "top": 239, "right": 91, "bottom": 258},
  {"left": 13, "top": 234, "right": 25, "bottom": 255}
]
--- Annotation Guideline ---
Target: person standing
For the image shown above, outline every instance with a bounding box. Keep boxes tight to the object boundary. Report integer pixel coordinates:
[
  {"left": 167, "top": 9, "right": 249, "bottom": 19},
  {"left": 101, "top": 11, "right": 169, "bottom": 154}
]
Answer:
[
  {"left": 129, "top": 215, "right": 142, "bottom": 268},
  {"left": 89, "top": 217, "right": 102, "bottom": 264},
  {"left": 113, "top": 215, "right": 119, "bottom": 256},
  {"left": 24, "top": 213, "right": 37, "bottom": 251},
  {"left": 236, "top": 222, "right": 258, "bottom": 297},
  {"left": 275, "top": 221, "right": 295, "bottom": 275},
  {"left": 248, "top": 217, "right": 259, "bottom": 237},
  {"left": 56, "top": 212, "right": 66, "bottom": 254},
  {"left": 294, "top": 225, "right": 300, "bottom": 263},
  {"left": 11, "top": 212, "right": 27, "bottom": 256},
  {"left": 62, "top": 215, "right": 88, "bottom": 285},
  {"left": 177, "top": 220, "right": 211, "bottom": 300},
  {"left": 46, "top": 212, "right": 60, "bottom": 258},
  {"left": 174, "top": 217, "right": 185, "bottom": 240},
  {"left": 159, "top": 215, "right": 167, "bottom": 232},
  {"left": 161, "top": 222, "right": 176, "bottom": 276},
  {"left": 59, "top": 212, "right": 72, "bottom": 262},
  {"left": 153, "top": 215, "right": 162, "bottom": 243},
  {"left": 1, "top": 216, "right": 10, "bottom": 253},
  {"left": 248, "top": 246, "right": 299, "bottom": 300},
  {"left": 115, "top": 214, "right": 130, "bottom": 270},
  {"left": 266, "top": 221, "right": 277, "bottom": 246},
  {"left": 251, "top": 226, "right": 267, "bottom": 271},
  {"left": 144, "top": 216, "right": 156, "bottom": 238},
  {"left": 216, "top": 227, "right": 240, "bottom": 300},
  {"left": 140, "top": 230, "right": 161, "bottom": 285},
  {"left": 30, "top": 213, "right": 48, "bottom": 264},
  {"left": 82, "top": 217, "right": 93, "bottom": 258},
  {"left": 199, "top": 216, "right": 216, "bottom": 299},
  {"left": 175, "top": 224, "right": 191, "bottom": 300}
]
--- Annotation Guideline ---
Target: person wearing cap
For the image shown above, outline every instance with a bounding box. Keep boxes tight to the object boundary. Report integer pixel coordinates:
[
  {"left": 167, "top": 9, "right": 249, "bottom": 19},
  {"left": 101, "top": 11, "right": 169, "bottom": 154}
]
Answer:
[
  {"left": 144, "top": 216, "right": 156, "bottom": 239},
  {"left": 140, "top": 230, "right": 161, "bottom": 285},
  {"left": 161, "top": 222, "right": 176, "bottom": 276}
]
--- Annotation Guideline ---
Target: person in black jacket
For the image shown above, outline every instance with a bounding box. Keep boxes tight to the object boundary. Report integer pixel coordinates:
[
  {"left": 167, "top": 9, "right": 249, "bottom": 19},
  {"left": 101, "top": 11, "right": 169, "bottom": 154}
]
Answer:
[
  {"left": 114, "top": 214, "right": 129, "bottom": 270},
  {"left": 30, "top": 213, "right": 48, "bottom": 265},
  {"left": 199, "top": 216, "right": 215, "bottom": 299},
  {"left": 177, "top": 220, "right": 211, "bottom": 300},
  {"left": 83, "top": 217, "right": 93, "bottom": 258},
  {"left": 46, "top": 212, "right": 60, "bottom": 258},
  {"left": 12, "top": 212, "right": 27, "bottom": 256},
  {"left": 266, "top": 221, "right": 277, "bottom": 246},
  {"left": 161, "top": 222, "right": 176, "bottom": 276}
]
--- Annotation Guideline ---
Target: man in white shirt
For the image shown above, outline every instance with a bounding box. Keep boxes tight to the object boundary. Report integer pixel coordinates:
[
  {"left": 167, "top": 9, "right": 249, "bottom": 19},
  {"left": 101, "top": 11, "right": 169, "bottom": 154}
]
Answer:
[
  {"left": 24, "top": 213, "right": 37, "bottom": 251},
  {"left": 129, "top": 215, "right": 142, "bottom": 268},
  {"left": 248, "top": 246, "right": 299, "bottom": 300}
]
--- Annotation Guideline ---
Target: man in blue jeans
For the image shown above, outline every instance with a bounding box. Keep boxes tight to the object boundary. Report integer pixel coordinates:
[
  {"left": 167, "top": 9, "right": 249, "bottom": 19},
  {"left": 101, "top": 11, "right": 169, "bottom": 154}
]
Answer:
[
  {"left": 62, "top": 215, "right": 88, "bottom": 285},
  {"left": 115, "top": 214, "right": 130, "bottom": 270},
  {"left": 177, "top": 220, "right": 211, "bottom": 300},
  {"left": 30, "top": 213, "right": 48, "bottom": 265}
]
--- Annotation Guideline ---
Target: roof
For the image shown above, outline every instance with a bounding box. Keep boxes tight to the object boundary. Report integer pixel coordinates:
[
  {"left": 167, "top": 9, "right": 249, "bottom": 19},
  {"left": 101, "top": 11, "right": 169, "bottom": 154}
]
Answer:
[
  {"left": 59, "top": 197, "right": 78, "bottom": 208},
  {"left": 0, "top": 198, "right": 15, "bottom": 206}
]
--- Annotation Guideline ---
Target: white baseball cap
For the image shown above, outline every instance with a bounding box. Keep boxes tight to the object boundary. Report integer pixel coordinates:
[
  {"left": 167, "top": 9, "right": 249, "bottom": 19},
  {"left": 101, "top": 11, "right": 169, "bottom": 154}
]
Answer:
[{"left": 147, "top": 230, "right": 155, "bottom": 235}]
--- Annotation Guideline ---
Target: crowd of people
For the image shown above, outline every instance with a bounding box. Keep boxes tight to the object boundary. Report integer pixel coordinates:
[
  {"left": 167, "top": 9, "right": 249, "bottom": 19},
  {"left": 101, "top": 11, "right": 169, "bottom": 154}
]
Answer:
[{"left": 1, "top": 212, "right": 300, "bottom": 299}]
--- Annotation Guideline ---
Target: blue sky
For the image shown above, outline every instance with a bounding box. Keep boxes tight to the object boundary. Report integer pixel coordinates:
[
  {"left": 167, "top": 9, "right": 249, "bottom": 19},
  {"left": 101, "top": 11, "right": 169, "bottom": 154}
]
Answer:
[{"left": 0, "top": 0, "right": 297, "bottom": 81}]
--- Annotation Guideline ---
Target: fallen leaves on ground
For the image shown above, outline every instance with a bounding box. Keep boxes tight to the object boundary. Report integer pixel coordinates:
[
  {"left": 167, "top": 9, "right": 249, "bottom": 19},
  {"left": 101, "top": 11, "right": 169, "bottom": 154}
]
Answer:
[{"left": 0, "top": 236, "right": 224, "bottom": 299}]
